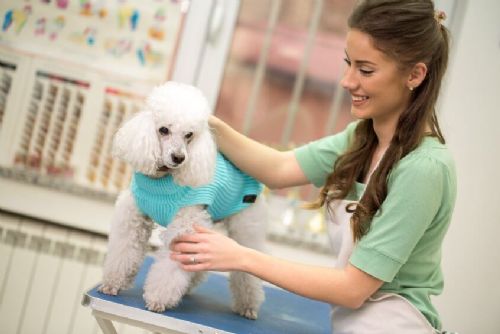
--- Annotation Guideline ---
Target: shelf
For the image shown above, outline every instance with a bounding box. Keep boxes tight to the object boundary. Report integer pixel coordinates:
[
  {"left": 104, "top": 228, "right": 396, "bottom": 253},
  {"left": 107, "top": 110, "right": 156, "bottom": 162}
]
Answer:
[{"left": 0, "top": 175, "right": 114, "bottom": 235}]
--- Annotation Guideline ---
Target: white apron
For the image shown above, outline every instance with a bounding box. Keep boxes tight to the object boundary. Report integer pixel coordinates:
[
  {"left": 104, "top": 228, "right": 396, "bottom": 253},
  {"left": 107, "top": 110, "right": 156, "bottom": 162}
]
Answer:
[{"left": 326, "top": 197, "right": 439, "bottom": 334}]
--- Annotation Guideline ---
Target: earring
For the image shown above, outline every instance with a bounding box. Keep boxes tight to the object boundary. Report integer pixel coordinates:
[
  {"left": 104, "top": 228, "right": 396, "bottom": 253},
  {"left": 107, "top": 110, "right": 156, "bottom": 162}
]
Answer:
[{"left": 409, "top": 86, "right": 414, "bottom": 91}]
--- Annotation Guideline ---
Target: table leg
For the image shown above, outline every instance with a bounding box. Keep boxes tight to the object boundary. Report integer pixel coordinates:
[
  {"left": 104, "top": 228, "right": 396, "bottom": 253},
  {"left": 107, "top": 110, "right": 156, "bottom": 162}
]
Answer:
[{"left": 93, "top": 312, "right": 118, "bottom": 334}]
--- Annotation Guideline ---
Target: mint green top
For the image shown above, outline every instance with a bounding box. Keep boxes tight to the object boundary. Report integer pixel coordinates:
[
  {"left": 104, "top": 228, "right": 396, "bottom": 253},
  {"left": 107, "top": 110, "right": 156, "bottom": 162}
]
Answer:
[
  {"left": 294, "top": 122, "right": 457, "bottom": 330},
  {"left": 131, "top": 153, "right": 263, "bottom": 227}
]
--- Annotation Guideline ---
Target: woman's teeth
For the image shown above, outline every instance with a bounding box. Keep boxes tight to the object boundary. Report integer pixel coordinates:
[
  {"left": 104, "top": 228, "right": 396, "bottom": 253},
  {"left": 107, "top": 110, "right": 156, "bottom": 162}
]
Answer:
[{"left": 352, "top": 96, "right": 368, "bottom": 101}]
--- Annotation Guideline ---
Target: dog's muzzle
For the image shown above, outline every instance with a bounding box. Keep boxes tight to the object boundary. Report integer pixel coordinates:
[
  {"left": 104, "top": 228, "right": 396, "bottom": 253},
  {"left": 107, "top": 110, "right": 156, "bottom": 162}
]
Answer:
[{"left": 157, "top": 166, "right": 170, "bottom": 172}]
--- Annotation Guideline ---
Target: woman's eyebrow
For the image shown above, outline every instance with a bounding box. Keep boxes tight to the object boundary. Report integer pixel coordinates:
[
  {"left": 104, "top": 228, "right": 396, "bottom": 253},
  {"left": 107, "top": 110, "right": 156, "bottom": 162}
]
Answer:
[
  {"left": 344, "top": 50, "right": 376, "bottom": 66},
  {"left": 356, "top": 60, "right": 376, "bottom": 66}
]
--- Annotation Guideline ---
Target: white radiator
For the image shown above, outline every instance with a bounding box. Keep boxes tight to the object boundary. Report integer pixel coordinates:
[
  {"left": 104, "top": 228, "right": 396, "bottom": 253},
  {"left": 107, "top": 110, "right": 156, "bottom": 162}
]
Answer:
[{"left": 0, "top": 211, "right": 151, "bottom": 334}]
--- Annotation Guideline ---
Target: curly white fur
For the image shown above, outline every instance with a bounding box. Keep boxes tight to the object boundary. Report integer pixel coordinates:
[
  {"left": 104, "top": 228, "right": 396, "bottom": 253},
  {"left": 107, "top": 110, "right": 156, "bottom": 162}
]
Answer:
[
  {"left": 100, "top": 82, "right": 266, "bottom": 319},
  {"left": 112, "top": 82, "right": 216, "bottom": 186}
]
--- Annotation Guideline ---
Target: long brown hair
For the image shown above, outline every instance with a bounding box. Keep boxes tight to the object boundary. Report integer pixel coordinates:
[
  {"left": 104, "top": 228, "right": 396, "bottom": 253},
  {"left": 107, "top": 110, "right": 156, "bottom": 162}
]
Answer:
[{"left": 309, "top": 0, "right": 450, "bottom": 241}]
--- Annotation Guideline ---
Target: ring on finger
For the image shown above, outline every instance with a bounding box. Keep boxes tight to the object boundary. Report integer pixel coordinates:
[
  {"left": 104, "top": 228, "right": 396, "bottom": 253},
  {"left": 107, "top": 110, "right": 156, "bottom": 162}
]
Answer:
[{"left": 190, "top": 255, "right": 197, "bottom": 264}]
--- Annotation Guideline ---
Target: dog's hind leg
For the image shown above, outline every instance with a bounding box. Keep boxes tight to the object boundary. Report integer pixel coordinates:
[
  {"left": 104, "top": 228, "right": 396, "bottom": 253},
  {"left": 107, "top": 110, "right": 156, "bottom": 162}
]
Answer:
[
  {"left": 143, "top": 206, "right": 212, "bottom": 312},
  {"left": 226, "top": 197, "right": 267, "bottom": 319},
  {"left": 100, "top": 190, "right": 154, "bottom": 295}
]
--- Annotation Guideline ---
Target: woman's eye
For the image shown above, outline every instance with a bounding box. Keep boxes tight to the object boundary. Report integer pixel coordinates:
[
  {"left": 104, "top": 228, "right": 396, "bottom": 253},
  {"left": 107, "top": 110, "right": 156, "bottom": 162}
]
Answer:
[
  {"left": 185, "top": 132, "right": 193, "bottom": 139},
  {"left": 360, "top": 69, "right": 374, "bottom": 75},
  {"left": 159, "top": 127, "right": 169, "bottom": 135}
]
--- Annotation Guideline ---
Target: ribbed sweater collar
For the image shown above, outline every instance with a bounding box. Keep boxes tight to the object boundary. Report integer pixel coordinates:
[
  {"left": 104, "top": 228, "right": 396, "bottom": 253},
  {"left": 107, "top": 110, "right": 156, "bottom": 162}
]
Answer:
[{"left": 133, "top": 172, "right": 191, "bottom": 199}]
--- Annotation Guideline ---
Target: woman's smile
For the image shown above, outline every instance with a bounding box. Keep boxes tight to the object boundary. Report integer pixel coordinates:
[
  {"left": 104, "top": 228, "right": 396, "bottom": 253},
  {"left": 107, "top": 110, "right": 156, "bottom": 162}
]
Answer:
[{"left": 351, "top": 94, "right": 370, "bottom": 107}]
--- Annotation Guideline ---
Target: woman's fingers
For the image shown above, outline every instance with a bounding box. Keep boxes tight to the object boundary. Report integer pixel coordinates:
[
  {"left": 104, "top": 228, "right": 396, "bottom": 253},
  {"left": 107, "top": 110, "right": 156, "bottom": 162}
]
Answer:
[
  {"left": 193, "top": 224, "right": 212, "bottom": 233},
  {"left": 169, "top": 225, "right": 239, "bottom": 272},
  {"left": 170, "top": 252, "right": 211, "bottom": 271},
  {"left": 172, "top": 233, "right": 201, "bottom": 244},
  {"left": 171, "top": 240, "right": 202, "bottom": 253},
  {"left": 170, "top": 225, "right": 213, "bottom": 248},
  {"left": 180, "top": 261, "right": 210, "bottom": 272}
]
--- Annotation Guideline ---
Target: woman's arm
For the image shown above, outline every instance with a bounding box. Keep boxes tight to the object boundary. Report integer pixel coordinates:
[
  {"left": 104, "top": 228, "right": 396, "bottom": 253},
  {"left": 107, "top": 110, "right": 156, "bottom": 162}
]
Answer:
[
  {"left": 170, "top": 225, "right": 383, "bottom": 309},
  {"left": 209, "top": 116, "right": 308, "bottom": 189}
]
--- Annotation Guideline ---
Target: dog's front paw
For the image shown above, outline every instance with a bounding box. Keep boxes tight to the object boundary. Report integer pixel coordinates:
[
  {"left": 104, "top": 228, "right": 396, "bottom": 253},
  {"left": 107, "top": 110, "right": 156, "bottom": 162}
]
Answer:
[
  {"left": 233, "top": 305, "right": 259, "bottom": 320},
  {"left": 143, "top": 290, "right": 181, "bottom": 313},
  {"left": 145, "top": 300, "right": 167, "bottom": 313},
  {"left": 99, "top": 284, "right": 119, "bottom": 296}
]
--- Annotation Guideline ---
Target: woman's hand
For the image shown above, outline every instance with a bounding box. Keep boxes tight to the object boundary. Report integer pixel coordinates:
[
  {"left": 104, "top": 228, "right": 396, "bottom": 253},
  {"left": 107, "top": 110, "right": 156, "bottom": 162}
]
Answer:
[
  {"left": 171, "top": 225, "right": 383, "bottom": 308},
  {"left": 208, "top": 114, "right": 220, "bottom": 127},
  {"left": 170, "top": 224, "right": 248, "bottom": 272},
  {"left": 208, "top": 115, "right": 223, "bottom": 134}
]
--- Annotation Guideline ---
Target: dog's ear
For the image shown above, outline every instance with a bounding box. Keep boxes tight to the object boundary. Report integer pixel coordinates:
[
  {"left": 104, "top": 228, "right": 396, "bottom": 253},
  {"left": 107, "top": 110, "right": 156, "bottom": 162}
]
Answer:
[
  {"left": 112, "top": 111, "right": 160, "bottom": 175},
  {"left": 174, "top": 125, "right": 216, "bottom": 187}
]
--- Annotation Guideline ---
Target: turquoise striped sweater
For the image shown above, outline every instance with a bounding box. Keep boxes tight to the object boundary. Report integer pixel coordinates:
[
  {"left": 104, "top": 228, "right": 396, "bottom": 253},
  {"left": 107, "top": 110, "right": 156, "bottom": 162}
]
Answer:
[{"left": 131, "top": 153, "right": 263, "bottom": 227}]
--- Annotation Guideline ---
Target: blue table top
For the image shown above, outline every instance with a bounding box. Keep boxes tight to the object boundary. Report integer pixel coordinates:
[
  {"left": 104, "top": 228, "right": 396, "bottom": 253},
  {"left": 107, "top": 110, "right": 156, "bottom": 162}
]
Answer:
[{"left": 85, "top": 256, "right": 331, "bottom": 334}]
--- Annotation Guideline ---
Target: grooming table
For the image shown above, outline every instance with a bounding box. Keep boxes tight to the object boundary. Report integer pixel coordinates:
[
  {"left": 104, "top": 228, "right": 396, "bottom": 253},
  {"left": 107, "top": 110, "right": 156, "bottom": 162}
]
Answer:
[{"left": 83, "top": 256, "right": 331, "bottom": 334}]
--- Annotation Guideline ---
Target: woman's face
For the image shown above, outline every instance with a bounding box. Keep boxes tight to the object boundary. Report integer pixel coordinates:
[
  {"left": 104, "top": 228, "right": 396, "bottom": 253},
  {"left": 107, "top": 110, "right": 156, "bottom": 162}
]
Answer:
[{"left": 341, "top": 29, "right": 411, "bottom": 124}]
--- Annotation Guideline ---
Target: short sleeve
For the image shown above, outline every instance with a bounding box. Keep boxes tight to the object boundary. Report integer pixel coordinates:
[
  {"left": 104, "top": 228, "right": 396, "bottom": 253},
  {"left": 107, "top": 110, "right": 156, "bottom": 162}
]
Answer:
[
  {"left": 294, "top": 121, "right": 358, "bottom": 187},
  {"left": 349, "top": 154, "right": 446, "bottom": 282}
]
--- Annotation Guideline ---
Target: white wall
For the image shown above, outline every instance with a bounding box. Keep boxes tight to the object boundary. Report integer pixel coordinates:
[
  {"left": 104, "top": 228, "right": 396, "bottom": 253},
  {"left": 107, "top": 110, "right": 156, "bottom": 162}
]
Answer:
[{"left": 435, "top": 1, "right": 500, "bottom": 333}]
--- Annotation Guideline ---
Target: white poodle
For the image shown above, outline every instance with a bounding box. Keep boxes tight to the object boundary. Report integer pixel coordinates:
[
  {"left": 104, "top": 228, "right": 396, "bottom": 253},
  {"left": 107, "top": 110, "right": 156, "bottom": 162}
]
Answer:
[{"left": 99, "top": 82, "right": 267, "bottom": 319}]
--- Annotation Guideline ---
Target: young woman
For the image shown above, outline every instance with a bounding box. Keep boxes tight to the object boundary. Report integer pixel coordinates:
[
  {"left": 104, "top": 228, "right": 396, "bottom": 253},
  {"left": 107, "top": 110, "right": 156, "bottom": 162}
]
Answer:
[{"left": 170, "top": 0, "right": 456, "bottom": 332}]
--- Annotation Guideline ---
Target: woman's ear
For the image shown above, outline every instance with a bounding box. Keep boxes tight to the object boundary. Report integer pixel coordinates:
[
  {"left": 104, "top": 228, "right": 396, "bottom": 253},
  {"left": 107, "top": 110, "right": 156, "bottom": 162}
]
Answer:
[
  {"left": 174, "top": 125, "right": 217, "bottom": 187},
  {"left": 112, "top": 111, "right": 160, "bottom": 175},
  {"left": 407, "top": 62, "right": 428, "bottom": 91}
]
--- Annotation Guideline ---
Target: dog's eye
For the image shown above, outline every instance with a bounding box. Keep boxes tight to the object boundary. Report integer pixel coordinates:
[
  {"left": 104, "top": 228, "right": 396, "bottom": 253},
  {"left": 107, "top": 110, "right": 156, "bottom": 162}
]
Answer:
[
  {"left": 159, "top": 127, "right": 169, "bottom": 136},
  {"left": 185, "top": 132, "right": 193, "bottom": 139}
]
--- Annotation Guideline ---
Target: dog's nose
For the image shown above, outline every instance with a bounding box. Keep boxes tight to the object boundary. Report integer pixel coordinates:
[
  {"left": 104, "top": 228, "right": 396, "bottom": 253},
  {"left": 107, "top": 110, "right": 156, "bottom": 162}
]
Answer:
[{"left": 171, "top": 153, "right": 185, "bottom": 165}]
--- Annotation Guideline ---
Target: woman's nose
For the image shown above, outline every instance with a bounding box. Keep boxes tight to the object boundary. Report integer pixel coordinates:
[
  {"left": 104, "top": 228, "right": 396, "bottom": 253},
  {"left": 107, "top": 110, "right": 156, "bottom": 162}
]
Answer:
[{"left": 340, "top": 67, "right": 356, "bottom": 90}]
